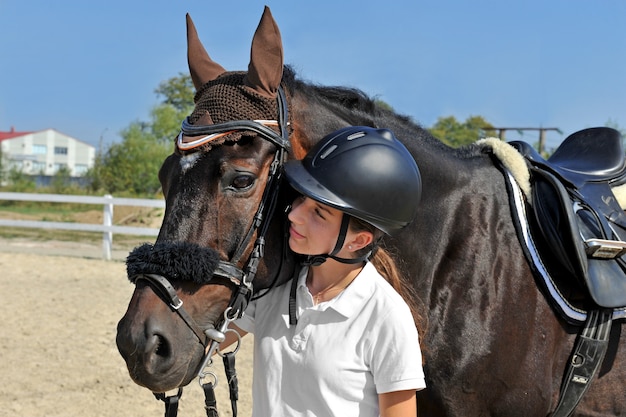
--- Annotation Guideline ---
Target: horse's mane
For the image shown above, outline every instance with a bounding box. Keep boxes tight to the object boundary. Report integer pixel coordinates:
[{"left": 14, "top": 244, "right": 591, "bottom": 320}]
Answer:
[
  {"left": 281, "top": 65, "right": 483, "bottom": 159},
  {"left": 281, "top": 65, "right": 406, "bottom": 124}
]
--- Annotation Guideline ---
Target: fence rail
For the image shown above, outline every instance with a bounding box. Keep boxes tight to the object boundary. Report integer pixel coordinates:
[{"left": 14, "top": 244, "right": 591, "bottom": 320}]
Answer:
[{"left": 0, "top": 192, "right": 165, "bottom": 260}]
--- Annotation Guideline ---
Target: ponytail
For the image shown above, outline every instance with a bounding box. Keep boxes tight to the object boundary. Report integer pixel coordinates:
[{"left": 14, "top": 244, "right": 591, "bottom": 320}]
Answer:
[{"left": 349, "top": 218, "right": 426, "bottom": 341}]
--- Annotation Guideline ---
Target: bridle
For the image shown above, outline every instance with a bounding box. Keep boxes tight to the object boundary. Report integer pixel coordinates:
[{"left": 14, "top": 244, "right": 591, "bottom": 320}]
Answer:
[{"left": 139, "top": 87, "right": 291, "bottom": 417}]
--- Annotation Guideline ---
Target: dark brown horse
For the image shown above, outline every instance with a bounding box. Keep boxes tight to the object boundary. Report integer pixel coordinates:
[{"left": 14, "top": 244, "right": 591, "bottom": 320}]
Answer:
[{"left": 116, "top": 7, "right": 626, "bottom": 416}]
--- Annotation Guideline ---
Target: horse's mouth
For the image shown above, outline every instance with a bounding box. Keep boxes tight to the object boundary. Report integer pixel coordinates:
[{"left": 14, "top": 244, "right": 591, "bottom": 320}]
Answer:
[{"left": 124, "top": 337, "right": 205, "bottom": 392}]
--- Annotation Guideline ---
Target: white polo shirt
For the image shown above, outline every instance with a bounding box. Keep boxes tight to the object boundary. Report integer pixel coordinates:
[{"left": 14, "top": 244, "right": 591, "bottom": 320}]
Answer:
[{"left": 236, "top": 262, "right": 425, "bottom": 417}]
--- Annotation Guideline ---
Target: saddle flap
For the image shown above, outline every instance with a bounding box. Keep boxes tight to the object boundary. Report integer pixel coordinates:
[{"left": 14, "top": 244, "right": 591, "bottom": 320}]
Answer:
[
  {"left": 586, "top": 258, "right": 626, "bottom": 308},
  {"left": 531, "top": 168, "right": 588, "bottom": 281},
  {"left": 576, "top": 195, "right": 626, "bottom": 308},
  {"left": 531, "top": 168, "right": 626, "bottom": 308}
]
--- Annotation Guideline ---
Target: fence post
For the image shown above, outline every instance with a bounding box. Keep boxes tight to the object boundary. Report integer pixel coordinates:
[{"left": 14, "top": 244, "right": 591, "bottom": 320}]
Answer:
[{"left": 102, "top": 194, "right": 113, "bottom": 261}]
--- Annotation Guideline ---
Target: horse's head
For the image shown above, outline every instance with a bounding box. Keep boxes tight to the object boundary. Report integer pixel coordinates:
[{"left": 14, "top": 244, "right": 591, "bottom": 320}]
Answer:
[{"left": 116, "top": 7, "right": 296, "bottom": 392}]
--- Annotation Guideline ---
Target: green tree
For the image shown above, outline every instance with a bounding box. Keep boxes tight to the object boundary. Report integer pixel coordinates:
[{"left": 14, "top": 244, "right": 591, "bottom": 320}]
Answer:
[
  {"left": 7, "top": 167, "right": 35, "bottom": 192},
  {"left": 88, "top": 74, "right": 194, "bottom": 195},
  {"left": 152, "top": 74, "right": 195, "bottom": 143},
  {"left": 50, "top": 166, "right": 73, "bottom": 194},
  {"left": 0, "top": 147, "right": 5, "bottom": 185},
  {"left": 429, "top": 115, "right": 495, "bottom": 147},
  {"left": 374, "top": 99, "right": 394, "bottom": 112},
  {"left": 88, "top": 124, "right": 170, "bottom": 195}
]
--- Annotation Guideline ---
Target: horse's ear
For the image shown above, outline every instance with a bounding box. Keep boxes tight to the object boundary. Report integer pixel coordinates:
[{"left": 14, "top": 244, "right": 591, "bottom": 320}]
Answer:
[
  {"left": 244, "top": 6, "right": 283, "bottom": 99},
  {"left": 186, "top": 13, "right": 226, "bottom": 90}
]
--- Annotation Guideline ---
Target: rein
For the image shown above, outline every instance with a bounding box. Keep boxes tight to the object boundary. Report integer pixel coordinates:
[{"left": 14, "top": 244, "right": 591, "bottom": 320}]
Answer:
[{"left": 145, "top": 87, "right": 291, "bottom": 417}]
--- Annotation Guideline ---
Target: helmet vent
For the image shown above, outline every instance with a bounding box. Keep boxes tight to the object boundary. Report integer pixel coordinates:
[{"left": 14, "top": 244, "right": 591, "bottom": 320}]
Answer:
[
  {"left": 347, "top": 131, "right": 366, "bottom": 141},
  {"left": 320, "top": 144, "right": 338, "bottom": 159}
]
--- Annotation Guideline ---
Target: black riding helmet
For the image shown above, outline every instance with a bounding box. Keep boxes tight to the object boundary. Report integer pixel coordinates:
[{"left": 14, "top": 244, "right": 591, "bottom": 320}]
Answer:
[
  {"left": 284, "top": 126, "right": 422, "bottom": 322},
  {"left": 284, "top": 126, "right": 422, "bottom": 237}
]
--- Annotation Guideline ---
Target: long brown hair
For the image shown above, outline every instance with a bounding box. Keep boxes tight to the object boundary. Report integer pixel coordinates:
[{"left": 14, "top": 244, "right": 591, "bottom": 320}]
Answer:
[{"left": 350, "top": 217, "right": 427, "bottom": 341}]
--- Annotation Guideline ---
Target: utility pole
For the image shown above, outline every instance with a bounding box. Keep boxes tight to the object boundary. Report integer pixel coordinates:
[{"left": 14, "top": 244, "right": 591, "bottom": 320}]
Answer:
[{"left": 486, "top": 127, "right": 561, "bottom": 155}]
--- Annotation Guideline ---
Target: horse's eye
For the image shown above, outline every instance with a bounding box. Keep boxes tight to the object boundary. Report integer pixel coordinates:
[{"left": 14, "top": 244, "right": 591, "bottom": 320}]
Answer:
[
  {"left": 231, "top": 174, "right": 255, "bottom": 190},
  {"left": 221, "top": 167, "right": 257, "bottom": 193}
]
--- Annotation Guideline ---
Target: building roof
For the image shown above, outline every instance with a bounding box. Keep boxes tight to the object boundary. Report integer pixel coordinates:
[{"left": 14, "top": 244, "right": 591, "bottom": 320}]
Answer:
[
  {"left": 0, "top": 127, "right": 96, "bottom": 149},
  {"left": 0, "top": 127, "right": 34, "bottom": 142}
]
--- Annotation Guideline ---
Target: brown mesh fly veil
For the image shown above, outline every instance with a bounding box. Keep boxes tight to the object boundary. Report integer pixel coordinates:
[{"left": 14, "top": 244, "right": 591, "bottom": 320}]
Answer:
[{"left": 189, "top": 72, "right": 279, "bottom": 126}]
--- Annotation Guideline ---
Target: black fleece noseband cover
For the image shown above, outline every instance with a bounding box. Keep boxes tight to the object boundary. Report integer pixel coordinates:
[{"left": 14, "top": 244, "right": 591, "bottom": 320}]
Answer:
[{"left": 126, "top": 242, "right": 220, "bottom": 284}]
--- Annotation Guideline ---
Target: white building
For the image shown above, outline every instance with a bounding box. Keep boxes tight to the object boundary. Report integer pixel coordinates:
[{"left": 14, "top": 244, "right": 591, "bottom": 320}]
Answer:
[{"left": 0, "top": 127, "right": 95, "bottom": 177}]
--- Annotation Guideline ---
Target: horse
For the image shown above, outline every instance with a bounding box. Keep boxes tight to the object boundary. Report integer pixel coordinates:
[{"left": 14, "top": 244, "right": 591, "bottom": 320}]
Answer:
[{"left": 116, "top": 7, "right": 626, "bottom": 416}]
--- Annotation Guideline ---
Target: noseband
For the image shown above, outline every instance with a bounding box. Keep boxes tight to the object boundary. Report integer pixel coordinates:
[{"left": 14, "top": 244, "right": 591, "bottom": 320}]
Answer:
[{"left": 137, "top": 87, "right": 291, "bottom": 417}]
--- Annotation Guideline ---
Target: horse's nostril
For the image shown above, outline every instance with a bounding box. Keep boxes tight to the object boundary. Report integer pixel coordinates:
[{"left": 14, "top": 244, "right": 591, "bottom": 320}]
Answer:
[
  {"left": 154, "top": 334, "right": 171, "bottom": 358},
  {"left": 143, "top": 332, "right": 174, "bottom": 376}
]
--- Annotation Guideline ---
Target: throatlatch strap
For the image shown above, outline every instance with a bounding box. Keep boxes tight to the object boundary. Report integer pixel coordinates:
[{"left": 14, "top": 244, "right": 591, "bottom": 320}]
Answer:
[{"left": 551, "top": 309, "right": 612, "bottom": 417}]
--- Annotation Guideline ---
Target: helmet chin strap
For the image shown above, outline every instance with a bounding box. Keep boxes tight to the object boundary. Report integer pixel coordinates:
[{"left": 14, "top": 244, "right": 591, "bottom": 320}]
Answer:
[
  {"left": 303, "top": 214, "right": 371, "bottom": 266},
  {"left": 290, "top": 213, "right": 371, "bottom": 326}
]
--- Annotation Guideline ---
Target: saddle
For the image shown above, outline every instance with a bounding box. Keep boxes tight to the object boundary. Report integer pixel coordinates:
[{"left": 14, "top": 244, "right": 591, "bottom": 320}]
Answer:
[{"left": 510, "top": 127, "right": 626, "bottom": 309}]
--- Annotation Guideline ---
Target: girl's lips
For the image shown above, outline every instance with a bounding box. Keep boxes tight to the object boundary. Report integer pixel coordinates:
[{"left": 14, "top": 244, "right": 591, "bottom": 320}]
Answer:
[{"left": 289, "top": 226, "right": 304, "bottom": 240}]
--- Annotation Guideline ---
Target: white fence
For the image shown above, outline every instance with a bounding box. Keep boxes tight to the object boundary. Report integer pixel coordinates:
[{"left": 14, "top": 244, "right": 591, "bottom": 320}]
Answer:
[{"left": 0, "top": 192, "right": 165, "bottom": 260}]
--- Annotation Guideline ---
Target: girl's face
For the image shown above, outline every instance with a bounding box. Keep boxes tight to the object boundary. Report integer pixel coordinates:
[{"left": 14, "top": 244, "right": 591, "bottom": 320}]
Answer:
[{"left": 287, "top": 196, "right": 344, "bottom": 256}]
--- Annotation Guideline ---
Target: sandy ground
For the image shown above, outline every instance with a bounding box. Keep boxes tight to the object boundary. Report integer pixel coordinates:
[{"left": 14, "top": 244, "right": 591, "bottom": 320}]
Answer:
[{"left": 0, "top": 239, "right": 253, "bottom": 417}]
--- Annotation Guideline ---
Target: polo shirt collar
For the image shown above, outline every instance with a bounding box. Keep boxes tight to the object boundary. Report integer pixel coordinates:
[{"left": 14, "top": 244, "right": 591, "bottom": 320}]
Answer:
[{"left": 297, "top": 262, "right": 376, "bottom": 319}]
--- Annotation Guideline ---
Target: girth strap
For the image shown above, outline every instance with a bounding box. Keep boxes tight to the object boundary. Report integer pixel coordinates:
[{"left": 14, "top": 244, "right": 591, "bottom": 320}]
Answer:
[{"left": 551, "top": 309, "right": 612, "bottom": 416}]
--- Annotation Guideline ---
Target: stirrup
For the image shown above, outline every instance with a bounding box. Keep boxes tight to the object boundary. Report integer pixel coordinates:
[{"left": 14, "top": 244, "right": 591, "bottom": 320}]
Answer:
[{"left": 585, "top": 238, "right": 626, "bottom": 259}]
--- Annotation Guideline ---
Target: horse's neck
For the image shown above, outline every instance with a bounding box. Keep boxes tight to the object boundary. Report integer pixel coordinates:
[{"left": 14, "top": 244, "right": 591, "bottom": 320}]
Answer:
[
  {"left": 288, "top": 98, "right": 343, "bottom": 156},
  {"left": 288, "top": 84, "right": 499, "bottom": 212},
  {"left": 291, "top": 92, "right": 445, "bottom": 152},
  {"left": 287, "top": 91, "right": 508, "bottom": 305}
]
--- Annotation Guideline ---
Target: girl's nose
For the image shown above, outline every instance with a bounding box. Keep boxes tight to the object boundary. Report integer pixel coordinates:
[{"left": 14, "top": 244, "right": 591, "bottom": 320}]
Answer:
[
  {"left": 287, "top": 198, "right": 304, "bottom": 224},
  {"left": 287, "top": 205, "right": 299, "bottom": 223}
]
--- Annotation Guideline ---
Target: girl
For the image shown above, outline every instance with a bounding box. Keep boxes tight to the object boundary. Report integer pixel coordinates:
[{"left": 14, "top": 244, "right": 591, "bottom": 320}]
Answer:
[{"left": 227, "top": 126, "right": 425, "bottom": 417}]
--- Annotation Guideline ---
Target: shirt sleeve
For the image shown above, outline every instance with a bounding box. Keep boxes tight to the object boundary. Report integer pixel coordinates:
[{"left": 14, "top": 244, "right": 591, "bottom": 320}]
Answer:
[
  {"left": 368, "top": 300, "right": 426, "bottom": 394},
  {"left": 234, "top": 297, "right": 257, "bottom": 334}
]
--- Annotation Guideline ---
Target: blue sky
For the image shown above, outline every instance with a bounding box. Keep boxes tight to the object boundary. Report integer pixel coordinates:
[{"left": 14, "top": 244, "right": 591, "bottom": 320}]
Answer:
[{"left": 1, "top": 1, "right": 625, "bottom": 151}]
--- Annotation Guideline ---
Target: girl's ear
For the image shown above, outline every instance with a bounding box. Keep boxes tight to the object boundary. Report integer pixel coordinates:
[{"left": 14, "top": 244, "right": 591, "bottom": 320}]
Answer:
[{"left": 347, "top": 231, "right": 374, "bottom": 252}]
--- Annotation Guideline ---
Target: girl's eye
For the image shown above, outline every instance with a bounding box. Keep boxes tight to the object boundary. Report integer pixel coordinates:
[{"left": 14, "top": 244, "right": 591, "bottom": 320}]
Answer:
[
  {"left": 314, "top": 208, "right": 326, "bottom": 220},
  {"left": 291, "top": 195, "right": 305, "bottom": 209}
]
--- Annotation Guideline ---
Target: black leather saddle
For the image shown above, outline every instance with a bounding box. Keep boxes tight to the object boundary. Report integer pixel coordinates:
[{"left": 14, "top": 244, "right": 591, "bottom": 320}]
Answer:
[{"left": 510, "top": 127, "right": 626, "bottom": 308}]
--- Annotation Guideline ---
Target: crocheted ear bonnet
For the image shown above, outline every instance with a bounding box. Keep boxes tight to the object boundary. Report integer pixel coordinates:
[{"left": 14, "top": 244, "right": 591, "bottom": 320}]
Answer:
[{"left": 180, "top": 72, "right": 282, "bottom": 149}]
